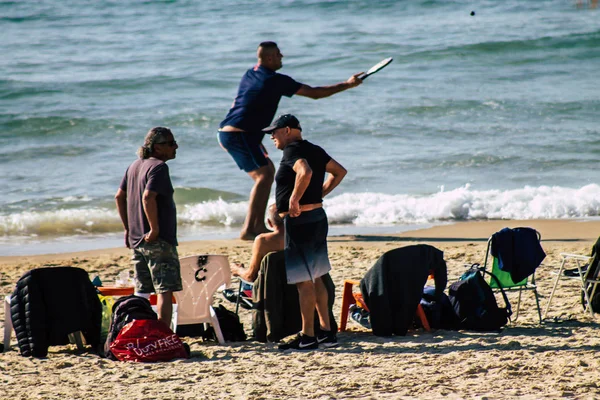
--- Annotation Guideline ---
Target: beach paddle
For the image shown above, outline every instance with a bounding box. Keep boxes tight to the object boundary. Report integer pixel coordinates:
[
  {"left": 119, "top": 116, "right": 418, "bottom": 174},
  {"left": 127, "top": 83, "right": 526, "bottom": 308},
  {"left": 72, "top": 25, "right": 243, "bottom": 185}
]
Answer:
[{"left": 360, "top": 57, "right": 393, "bottom": 80}]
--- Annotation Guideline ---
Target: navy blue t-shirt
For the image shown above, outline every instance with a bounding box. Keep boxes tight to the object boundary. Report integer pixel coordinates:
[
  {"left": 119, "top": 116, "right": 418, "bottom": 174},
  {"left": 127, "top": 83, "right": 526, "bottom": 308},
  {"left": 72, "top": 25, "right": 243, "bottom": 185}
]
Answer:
[
  {"left": 275, "top": 140, "right": 332, "bottom": 213},
  {"left": 219, "top": 65, "right": 302, "bottom": 132},
  {"left": 119, "top": 158, "right": 178, "bottom": 248}
]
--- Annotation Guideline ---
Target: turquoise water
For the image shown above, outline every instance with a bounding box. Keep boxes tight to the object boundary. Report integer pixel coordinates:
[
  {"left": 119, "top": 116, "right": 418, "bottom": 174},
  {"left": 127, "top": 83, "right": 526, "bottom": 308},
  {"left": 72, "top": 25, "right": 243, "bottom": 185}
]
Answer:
[{"left": 2, "top": 1, "right": 600, "bottom": 255}]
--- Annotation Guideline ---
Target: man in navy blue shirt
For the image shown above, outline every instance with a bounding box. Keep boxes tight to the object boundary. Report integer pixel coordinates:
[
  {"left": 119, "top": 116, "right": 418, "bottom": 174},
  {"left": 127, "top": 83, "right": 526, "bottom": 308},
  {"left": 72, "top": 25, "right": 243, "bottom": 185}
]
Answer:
[{"left": 218, "top": 41, "right": 363, "bottom": 240}]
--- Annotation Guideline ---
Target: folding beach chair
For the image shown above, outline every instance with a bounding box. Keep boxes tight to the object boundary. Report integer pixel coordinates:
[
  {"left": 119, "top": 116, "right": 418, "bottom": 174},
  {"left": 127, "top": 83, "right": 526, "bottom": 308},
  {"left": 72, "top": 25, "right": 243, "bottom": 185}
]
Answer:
[
  {"left": 234, "top": 279, "right": 253, "bottom": 314},
  {"left": 543, "top": 235, "right": 600, "bottom": 319},
  {"left": 483, "top": 227, "right": 544, "bottom": 324}
]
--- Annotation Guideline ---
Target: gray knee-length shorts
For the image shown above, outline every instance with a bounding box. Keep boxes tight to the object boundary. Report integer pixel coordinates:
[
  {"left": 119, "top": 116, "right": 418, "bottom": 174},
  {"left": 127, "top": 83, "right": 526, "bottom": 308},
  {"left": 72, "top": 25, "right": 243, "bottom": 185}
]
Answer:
[{"left": 284, "top": 208, "right": 332, "bottom": 284}]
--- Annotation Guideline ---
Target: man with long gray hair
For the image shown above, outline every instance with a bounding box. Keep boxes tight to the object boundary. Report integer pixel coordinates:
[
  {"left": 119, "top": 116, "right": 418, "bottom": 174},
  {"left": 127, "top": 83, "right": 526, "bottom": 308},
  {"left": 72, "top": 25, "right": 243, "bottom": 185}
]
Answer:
[{"left": 115, "top": 127, "right": 182, "bottom": 327}]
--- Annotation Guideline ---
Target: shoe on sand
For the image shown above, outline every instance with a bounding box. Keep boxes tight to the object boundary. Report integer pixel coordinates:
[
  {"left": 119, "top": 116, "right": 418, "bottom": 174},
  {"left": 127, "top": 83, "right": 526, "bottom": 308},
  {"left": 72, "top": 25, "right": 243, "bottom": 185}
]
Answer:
[{"left": 278, "top": 333, "right": 318, "bottom": 350}]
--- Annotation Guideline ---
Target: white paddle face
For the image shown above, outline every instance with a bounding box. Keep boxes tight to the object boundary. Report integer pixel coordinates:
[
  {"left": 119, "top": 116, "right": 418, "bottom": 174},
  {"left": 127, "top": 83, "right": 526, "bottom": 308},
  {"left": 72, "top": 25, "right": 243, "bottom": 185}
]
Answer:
[{"left": 362, "top": 57, "right": 393, "bottom": 79}]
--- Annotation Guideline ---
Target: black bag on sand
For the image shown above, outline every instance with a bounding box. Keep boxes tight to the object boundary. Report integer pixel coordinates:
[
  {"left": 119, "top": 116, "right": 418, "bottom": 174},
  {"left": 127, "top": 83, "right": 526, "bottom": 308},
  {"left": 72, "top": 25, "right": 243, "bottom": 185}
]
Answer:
[
  {"left": 420, "top": 286, "right": 461, "bottom": 330},
  {"left": 176, "top": 323, "right": 210, "bottom": 339},
  {"left": 103, "top": 295, "right": 157, "bottom": 359},
  {"left": 448, "top": 266, "right": 512, "bottom": 332},
  {"left": 581, "top": 290, "right": 600, "bottom": 314},
  {"left": 202, "top": 305, "right": 247, "bottom": 342}
]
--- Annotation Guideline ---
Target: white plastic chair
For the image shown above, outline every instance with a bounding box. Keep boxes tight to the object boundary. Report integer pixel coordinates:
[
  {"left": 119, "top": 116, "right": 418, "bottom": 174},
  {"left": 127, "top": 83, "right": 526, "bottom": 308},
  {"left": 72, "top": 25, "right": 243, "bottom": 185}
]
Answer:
[{"left": 174, "top": 255, "right": 230, "bottom": 344}]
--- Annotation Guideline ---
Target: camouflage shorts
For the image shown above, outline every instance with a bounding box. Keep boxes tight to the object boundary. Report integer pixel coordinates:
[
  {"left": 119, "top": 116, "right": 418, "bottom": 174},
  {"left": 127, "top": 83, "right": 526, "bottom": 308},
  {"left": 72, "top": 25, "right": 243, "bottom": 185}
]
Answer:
[{"left": 131, "top": 239, "right": 182, "bottom": 294}]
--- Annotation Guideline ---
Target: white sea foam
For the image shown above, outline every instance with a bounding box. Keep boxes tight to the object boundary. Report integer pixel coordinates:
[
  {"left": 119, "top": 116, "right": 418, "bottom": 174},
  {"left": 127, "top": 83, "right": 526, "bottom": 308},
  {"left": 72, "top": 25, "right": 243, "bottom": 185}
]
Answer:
[
  {"left": 179, "top": 198, "right": 248, "bottom": 226},
  {"left": 325, "top": 184, "right": 600, "bottom": 224},
  {"left": 2, "top": 184, "right": 600, "bottom": 237},
  {"left": 0, "top": 208, "right": 121, "bottom": 236}
]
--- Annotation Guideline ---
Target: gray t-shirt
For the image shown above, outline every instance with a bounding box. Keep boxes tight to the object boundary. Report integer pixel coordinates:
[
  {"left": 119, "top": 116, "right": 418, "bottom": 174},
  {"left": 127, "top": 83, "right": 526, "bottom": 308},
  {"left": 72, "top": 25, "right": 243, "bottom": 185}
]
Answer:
[{"left": 119, "top": 158, "right": 177, "bottom": 248}]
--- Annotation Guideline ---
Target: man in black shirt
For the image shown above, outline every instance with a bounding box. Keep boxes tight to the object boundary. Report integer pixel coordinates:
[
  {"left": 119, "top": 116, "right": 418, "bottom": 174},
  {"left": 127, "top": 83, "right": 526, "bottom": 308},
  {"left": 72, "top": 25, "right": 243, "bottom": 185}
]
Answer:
[{"left": 264, "top": 114, "right": 347, "bottom": 350}]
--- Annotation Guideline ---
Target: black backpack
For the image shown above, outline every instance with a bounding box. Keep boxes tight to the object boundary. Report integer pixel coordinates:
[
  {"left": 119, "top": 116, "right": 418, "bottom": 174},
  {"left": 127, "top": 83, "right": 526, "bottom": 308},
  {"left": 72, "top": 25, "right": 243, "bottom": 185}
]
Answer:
[
  {"left": 420, "top": 286, "right": 461, "bottom": 330},
  {"left": 200, "top": 305, "right": 247, "bottom": 342},
  {"left": 103, "top": 295, "right": 157, "bottom": 359},
  {"left": 581, "top": 287, "right": 600, "bottom": 313},
  {"left": 448, "top": 266, "right": 512, "bottom": 331}
]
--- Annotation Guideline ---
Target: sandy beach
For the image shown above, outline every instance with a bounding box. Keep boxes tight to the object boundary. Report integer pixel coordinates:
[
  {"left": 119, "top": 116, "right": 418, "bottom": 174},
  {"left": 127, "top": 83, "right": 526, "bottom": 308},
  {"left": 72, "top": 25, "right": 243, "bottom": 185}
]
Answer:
[{"left": 1, "top": 219, "right": 599, "bottom": 399}]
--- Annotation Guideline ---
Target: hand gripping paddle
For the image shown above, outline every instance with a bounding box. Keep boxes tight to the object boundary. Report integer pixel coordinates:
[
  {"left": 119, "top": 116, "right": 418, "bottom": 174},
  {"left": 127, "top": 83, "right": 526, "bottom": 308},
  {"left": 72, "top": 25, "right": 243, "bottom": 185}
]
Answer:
[{"left": 360, "top": 57, "right": 393, "bottom": 80}]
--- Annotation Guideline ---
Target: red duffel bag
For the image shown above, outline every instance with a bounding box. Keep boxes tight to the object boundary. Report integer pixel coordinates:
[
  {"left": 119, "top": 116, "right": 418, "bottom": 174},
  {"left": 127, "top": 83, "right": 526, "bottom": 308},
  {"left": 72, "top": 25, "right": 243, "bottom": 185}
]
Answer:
[{"left": 110, "top": 319, "right": 189, "bottom": 362}]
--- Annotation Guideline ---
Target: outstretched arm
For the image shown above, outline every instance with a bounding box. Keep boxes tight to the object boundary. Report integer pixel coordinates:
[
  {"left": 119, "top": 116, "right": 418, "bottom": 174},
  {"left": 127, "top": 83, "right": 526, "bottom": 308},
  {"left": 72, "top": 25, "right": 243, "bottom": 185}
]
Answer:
[
  {"left": 322, "top": 159, "right": 347, "bottom": 198},
  {"left": 295, "top": 72, "right": 363, "bottom": 99}
]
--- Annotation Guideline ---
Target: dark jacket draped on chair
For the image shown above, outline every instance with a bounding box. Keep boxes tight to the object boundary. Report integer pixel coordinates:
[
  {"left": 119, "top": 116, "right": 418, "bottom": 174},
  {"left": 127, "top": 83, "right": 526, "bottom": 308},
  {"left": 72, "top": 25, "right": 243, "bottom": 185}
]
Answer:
[
  {"left": 10, "top": 266, "right": 102, "bottom": 357},
  {"left": 490, "top": 227, "right": 546, "bottom": 283},
  {"left": 252, "top": 251, "right": 337, "bottom": 342}
]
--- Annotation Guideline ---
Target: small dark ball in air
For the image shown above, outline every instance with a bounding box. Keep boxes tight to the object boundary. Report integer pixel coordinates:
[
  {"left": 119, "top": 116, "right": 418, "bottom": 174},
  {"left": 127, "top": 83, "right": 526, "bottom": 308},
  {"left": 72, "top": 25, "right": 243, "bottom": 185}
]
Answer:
[{"left": 470, "top": 11, "right": 475, "bottom": 16}]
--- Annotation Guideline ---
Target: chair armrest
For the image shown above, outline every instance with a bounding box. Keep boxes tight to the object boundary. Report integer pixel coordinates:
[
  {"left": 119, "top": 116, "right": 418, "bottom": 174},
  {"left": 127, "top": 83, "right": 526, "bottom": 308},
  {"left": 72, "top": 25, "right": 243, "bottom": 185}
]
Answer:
[{"left": 560, "top": 253, "right": 592, "bottom": 261}]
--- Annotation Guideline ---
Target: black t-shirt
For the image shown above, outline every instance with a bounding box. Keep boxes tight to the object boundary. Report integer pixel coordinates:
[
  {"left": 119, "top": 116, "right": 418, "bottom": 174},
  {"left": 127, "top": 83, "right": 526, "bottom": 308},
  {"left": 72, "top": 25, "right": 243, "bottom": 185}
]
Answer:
[
  {"left": 275, "top": 140, "right": 332, "bottom": 213},
  {"left": 119, "top": 158, "right": 178, "bottom": 248}
]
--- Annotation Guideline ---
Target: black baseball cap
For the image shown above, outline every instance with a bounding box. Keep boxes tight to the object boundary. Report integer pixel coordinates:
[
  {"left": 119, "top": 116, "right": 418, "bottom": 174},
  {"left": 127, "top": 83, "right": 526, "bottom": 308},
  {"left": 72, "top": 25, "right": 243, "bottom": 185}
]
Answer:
[{"left": 262, "top": 114, "right": 302, "bottom": 132}]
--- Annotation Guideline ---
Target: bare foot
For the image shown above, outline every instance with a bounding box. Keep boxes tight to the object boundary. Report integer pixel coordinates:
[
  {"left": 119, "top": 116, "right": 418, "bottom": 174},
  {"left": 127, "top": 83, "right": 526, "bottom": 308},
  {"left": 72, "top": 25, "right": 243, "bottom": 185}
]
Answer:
[
  {"left": 231, "top": 263, "right": 253, "bottom": 282},
  {"left": 230, "top": 263, "right": 243, "bottom": 276}
]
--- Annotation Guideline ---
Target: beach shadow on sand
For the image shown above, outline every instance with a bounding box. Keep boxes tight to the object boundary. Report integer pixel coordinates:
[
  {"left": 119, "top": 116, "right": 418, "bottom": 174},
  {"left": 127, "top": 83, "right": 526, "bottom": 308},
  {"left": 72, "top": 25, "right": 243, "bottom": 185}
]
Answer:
[
  {"left": 326, "top": 322, "right": 600, "bottom": 356},
  {"left": 15, "top": 321, "right": 597, "bottom": 361},
  {"left": 220, "top": 320, "right": 600, "bottom": 358}
]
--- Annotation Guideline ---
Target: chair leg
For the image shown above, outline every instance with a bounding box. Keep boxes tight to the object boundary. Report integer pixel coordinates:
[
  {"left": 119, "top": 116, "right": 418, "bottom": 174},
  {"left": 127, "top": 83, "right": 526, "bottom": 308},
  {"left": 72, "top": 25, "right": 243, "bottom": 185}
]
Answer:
[
  {"left": 68, "top": 331, "right": 85, "bottom": 350},
  {"left": 3, "top": 296, "right": 12, "bottom": 352},
  {"left": 543, "top": 257, "right": 567, "bottom": 319},
  {"left": 582, "top": 281, "right": 598, "bottom": 318},
  {"left": 209, "top": 306, "right": 225, "bottom": 344},
  {"left": 339, "top": 281, "right": 357, "bottom": 332},
  {"left": 512, "top": 290, "right": 523, "bottom": 322},
  {"left": 415, "top": 304, "right": 431, "bottom": 332},
  {"left": 589, "top": 282, "right": 599, "bottom": 318},
  {"left": 235, "top": 279, "right": 242, "bottom": 315},
  {"left": 171, "top": 304, "right": 178, "bottom": 332},
  {"left": 533, "top": 289, "right": 543, "bottom": 324}
]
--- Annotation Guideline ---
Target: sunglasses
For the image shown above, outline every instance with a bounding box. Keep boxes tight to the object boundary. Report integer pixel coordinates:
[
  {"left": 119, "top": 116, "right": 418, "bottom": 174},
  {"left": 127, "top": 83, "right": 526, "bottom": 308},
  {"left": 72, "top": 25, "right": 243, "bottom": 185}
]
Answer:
[
  {"left": 269, "top": 128, "right": 285, "bottom": 136},
  {"left": 155, "top": 140, "right": 177, "bottom": 147}
]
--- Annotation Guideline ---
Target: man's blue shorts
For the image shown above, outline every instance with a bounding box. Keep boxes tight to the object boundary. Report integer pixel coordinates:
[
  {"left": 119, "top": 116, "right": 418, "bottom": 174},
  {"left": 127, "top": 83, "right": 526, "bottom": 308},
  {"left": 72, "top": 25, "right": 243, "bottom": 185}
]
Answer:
[{"left": 218, "top": 130, "right": 269, "bottom": 173}]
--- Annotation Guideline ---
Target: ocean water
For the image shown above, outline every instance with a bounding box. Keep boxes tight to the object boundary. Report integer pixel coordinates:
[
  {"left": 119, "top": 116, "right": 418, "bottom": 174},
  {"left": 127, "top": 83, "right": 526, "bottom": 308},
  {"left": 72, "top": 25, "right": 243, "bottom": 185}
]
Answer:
[{"left": 2, "top": 0, "right": 600, "bottom": 255}]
